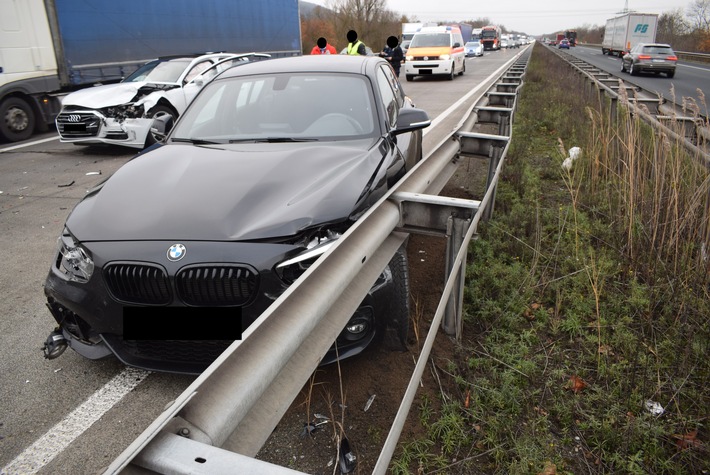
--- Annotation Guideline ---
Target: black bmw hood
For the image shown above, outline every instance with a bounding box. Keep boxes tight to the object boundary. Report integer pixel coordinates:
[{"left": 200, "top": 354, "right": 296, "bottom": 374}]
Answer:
[{"left": 67, "top": 142, "right": 385, "bottom": 241}]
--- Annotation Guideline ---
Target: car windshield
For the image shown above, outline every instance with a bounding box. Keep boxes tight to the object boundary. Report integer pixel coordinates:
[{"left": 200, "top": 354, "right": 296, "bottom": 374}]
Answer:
[
  {"left": 170, "top": 72, "right": 378, "bottom": 142},
  {"left": 123, "top": 59, "right": 193, "bottom": 83},
  {"left": 410, "top": 33, "right": 450, "bottom": 48}
]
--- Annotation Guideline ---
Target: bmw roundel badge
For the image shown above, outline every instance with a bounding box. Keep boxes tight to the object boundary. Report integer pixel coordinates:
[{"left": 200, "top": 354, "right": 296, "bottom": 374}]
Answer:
[{"left": 167, "top": 243, "right": 186, "bottom": 262}]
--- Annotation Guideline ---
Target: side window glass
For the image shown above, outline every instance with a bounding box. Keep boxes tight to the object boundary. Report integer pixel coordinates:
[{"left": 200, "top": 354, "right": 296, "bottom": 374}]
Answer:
[
  {"left": 376, "top": 66, "right": 402, "bottom": 128},
  {"left": 184, "top": 61, "right": 212, "bottom": 84}
]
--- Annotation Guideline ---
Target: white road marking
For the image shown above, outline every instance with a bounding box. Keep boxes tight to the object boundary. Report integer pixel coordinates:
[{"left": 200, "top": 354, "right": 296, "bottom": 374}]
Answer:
[
  {"left": 1, "top": 368, "right": 150, "bottom": 475},
  {"left": 0, "top": 136, "right": 59, "bottom": 153}
]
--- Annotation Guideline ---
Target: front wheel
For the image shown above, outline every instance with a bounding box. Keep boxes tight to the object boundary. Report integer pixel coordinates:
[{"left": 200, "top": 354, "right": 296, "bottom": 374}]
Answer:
[
  {"left": 405, "top": 74, "right": 414, "bottom": 82},
  {"left": 0, "top": 96, "right": 36, "bottom": 142},
  {"left": 630, "top": 62, "right": 638, "bottom": 76},
  {"left": 144, "top": 105, "right": 177, "bottom": 147},
  {"left": 620, "top": 61, "right": 626, "bottom": 73}
]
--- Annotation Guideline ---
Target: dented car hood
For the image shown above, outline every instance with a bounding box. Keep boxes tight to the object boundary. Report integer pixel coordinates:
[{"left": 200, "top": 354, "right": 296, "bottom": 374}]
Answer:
[
  {"left": 67, "top": 141, "right": 385, "bottom": 242},
  {"left": 60, "top": 82, "right": 177, "bottom": 109}
]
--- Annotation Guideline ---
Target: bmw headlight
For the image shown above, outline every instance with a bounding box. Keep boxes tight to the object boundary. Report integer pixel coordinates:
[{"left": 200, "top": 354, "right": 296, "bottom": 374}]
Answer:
[
  {"left": 275, "top": 230, "right": 341, "bottom": 285},
  {"left": 55, "top": 228, "right": 94, "bottom": 282},
  {"left": 439, "top": 54, "right": 451, "bottom": 60}
]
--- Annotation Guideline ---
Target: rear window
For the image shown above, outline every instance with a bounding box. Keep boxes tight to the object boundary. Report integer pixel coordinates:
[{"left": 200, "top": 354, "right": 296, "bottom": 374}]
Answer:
[{"left": 642, "top": 46, "right": 674, "bottom": 55}]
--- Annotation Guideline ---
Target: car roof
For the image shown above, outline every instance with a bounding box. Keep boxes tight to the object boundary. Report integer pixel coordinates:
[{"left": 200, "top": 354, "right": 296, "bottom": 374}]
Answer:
[{"left": 218, "top": 54, "right": 390, "bottom": 78}]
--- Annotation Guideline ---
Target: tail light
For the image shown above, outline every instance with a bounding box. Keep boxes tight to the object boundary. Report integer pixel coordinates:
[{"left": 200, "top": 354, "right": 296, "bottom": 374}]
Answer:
[
  {"left": 637, "top": 54, "right": 652, "bottom": 60},
  {"left": 667, "top": 55, "right": 678, "bottom": 61}
]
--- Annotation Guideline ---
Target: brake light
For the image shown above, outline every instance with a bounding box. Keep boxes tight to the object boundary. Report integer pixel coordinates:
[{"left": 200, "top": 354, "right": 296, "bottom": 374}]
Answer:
[
  {"left": 637, "top": 54, "right": 651, "bottom": 59},
  {"left": 667, "top": 55, "right": 678, "bottom": 61}
]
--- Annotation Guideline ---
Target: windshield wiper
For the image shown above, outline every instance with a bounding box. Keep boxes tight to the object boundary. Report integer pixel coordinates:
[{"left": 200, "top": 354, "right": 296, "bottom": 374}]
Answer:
[
  {"left": 171, "top": 137, "right": 221, "bottom": 145},
  {"left": 229, "top": 137, "right": 319, "bottom": 143}
]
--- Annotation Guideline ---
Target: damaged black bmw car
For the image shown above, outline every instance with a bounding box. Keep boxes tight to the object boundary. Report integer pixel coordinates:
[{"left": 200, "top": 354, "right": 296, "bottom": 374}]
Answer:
[{"left": 42, "top": 55, "right": 431, "bottom": 374}]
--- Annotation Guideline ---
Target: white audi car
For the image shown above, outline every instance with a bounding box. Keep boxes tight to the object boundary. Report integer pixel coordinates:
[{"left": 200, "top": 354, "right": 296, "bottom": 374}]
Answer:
[{"left": 55, "top": 52, "right": 270, "bottom": 149}]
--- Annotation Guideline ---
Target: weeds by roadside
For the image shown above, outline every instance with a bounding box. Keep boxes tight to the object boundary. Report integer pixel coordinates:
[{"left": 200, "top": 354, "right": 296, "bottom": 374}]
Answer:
[{"left": 392, "top": 43, "right": 710, "bottom": 474}]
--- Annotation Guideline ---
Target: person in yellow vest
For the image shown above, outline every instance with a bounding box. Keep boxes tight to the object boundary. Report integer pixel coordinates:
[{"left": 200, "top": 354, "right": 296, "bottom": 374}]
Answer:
[{"left": 344, "top": 30, "right": 367, "bottom": 55}]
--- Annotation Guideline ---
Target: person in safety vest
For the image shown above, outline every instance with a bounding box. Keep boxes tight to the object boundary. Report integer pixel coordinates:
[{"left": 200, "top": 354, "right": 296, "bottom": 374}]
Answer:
[
  {"left": 344, "top": 30, "right": 367, "bottom": 55},
  {"left": 310, "top": 37, "right": 337, "bottom": 55}
]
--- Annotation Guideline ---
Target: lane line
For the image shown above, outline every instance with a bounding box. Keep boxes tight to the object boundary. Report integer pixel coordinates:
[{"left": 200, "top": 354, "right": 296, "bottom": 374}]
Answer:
[
  {"left": 1, "top": 368, "right": 150, "bottom": 475},
  {"left": 0, "top": 136, "right": 59, "bottom": 153}
]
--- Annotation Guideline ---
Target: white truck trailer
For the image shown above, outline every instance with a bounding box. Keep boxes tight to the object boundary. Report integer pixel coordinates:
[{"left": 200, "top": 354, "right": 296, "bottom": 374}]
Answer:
[{"left": 602, "top": 12, "right": 658, "bottom": 57}]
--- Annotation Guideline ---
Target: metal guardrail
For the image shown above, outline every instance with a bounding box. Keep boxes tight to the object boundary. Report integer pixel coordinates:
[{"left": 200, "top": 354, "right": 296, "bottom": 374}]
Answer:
[
  {"left": 104, "top": 47, "right": 532, "bottom": 475},
  {"left": 576, "top": 43, "right": 710, "bottom": 64},
  {"left": 550, "top": 46, "right": 710, "bottom": 164}
]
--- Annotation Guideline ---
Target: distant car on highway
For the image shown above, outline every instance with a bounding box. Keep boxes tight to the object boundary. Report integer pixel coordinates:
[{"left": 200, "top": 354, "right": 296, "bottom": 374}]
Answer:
[
  {"left": 465, "top": 41, "right": 484, "bottom": 57},
  {"left": 558, "top": 39, "right": 570, "bottom": 49},
  {"left": 621, "top": 43, "right": 677, "bottom": 78}
]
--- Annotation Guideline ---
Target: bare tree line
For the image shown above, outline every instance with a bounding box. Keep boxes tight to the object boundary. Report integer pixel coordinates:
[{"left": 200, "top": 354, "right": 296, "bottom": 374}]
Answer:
[{"left": 301, "top": 0, "right": 710, "bottom": 53}]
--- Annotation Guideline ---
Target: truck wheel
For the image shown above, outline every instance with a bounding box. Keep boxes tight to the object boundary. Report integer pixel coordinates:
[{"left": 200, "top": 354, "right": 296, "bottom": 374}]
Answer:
[
  {"left": 0, "top": 96, "right": 35, "bottom": 142},
  {"left": 144, "top": 105, "right": 177, "bottom": 147}
]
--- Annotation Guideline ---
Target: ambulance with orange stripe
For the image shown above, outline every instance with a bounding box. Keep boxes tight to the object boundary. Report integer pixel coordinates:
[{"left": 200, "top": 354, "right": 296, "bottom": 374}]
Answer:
[{"left": 404, "top": 25, "right": 466, "bottom": 82}]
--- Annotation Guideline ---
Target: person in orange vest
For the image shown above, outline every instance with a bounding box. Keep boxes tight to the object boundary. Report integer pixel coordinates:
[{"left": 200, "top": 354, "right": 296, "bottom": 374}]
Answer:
[
  {"left": 310, "top": 37, "right": 337, "bottom": 55},
  {"left": 344, "top": 30, "right": 367, "bottom": 55}
]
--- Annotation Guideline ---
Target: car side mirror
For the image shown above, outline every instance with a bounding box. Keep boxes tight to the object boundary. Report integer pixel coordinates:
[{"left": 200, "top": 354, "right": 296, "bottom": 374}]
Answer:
[
  {"left": 150, "top": 114, "right": 174, "bottom": 142},
  {"left": 393, "top": 108, "right": 431, "bottom": 136},
  {"left": 453, "top": 42, "right": 461, "bottom": 48}
]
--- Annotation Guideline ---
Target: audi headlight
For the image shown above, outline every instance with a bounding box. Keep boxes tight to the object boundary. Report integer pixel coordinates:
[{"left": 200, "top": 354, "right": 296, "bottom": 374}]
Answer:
[
  {"left": 55, "top": 228, "right": 94, "bottom": 282},
  {"left": 439, "top": 54, "right": 451, "bottom": 60}
]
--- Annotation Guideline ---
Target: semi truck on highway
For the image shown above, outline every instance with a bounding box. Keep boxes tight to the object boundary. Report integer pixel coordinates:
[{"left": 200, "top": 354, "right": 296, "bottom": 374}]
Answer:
[
  {"left": 0, "top": 0, "right": 302, "bottom": 143},
  {"left": 602, "top": 12, "right": 658, "bottom": 57}
]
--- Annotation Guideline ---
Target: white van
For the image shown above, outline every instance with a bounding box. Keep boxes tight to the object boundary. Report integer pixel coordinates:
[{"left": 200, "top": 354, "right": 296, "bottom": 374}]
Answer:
[{"left": 404, "top": 25, "right": 466, "bottom": 81}]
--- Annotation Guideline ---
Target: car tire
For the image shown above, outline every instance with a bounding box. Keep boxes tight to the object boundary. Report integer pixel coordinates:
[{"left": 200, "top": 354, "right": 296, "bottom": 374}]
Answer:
[
  {"left": 387, "top": 245, "right": 410, "bottom": 349},
  {"left": 145, "top": 105, "right": 177, "bottom": 147},
  {"left": 621, "top": 61, "right": 626, "bottom": 73},
  {"left": 448, "top": 65, "right": 455, "bottom": 80},
  {"left": 0, "top": 96, "right": 36, "bottom": 142},
  {"left": 459, "top": 60, "right": 465, "bottom": 76},
  {"left": 405, "top": 75, "right": 414, "bottom": 82},
  {"left": 630, "top": 63, "right": 637, "bottom": 76},
  {"left": 667, "top": 70, "right": 675, "bottom": 79}
]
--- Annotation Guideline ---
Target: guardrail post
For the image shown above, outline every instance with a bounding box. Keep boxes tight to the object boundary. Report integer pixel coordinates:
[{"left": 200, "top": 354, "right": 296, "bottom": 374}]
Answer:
[{"left": 442, "top": 215, "right": 470, "bottom": 338}]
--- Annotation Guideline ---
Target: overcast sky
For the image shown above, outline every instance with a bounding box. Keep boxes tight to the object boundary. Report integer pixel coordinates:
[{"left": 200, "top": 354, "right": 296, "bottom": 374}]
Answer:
[{"left": 305, "top": 0, "right": 694, "bottom": 36}]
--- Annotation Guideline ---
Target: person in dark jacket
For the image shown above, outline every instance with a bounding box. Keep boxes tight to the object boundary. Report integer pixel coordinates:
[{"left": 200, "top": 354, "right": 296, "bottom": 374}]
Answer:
[{"left": 380, "top": 35, "right": 404, "bottom": 77}]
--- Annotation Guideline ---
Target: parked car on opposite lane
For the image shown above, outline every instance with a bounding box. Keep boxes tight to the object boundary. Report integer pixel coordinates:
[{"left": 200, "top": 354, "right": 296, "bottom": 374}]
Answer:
[
  {"left": 465, "top": 41, "right": 484, "bottom": 57},
  {"left": 55, "top": 52, "right": 270, "bottom": 149},
  {"left": 43, "top": 54, "right": 431, "bottom": 374},
  {"left": 621, "top": 43, "right": 677, "bottom": 78}
]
